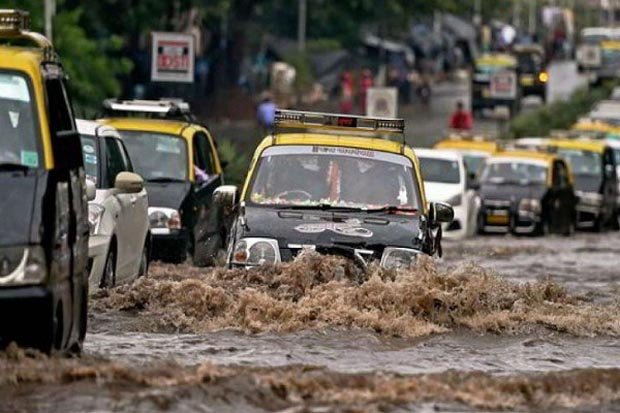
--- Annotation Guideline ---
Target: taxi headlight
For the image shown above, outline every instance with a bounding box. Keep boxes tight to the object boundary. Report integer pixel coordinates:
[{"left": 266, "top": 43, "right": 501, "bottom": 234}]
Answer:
[
  {"left": 519, "top": 198, "right": 541, "bottom": 214},
  {"left": 578, "top": 192, "right": 603, "bottom": 207},
  {"left": 88, "top": 203, "right": 105, "bottom": 235},
  {"left": 445, "top": 193, "right": 462, "bottom": 207},
  {"left": 380, "top": 247, "right": 421, "bottom": 270},
  {"left": 0, "top": 246, "right": 47, "bottom": 286},
  {"left": 232, "top": 238, "right": 281, "bottom": 266},
  {"left": 149, "top": 207, "right": 181, "bottom": 230}
]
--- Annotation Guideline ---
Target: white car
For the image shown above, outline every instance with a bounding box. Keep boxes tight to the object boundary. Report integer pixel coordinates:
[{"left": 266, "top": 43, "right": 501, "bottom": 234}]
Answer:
[
  {"left": 416, "top": 148, "right": 480, "bottom": 238},
  {"left": 78, "top": 120, "right": 150, "bottom": 291}
]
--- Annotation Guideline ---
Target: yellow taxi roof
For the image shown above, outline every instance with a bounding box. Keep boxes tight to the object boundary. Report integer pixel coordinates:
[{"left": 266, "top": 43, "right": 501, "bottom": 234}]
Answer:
[
  {"left": 475, "top": 53, "right": 517, "bottom": 67},
  {"left": 601, "top": 40, "right": 620, "bottom": 50},
  {"left": 548, "top": 138, "right": 607, "bottom": 153},
  {"left": 492, "top": 150, "right": 556, "bottom": 163},
  {"left": 573, "top": 120, "right": 620, "bottom": 133},
  {"left": 266, "top": 133, "right": 413, "bottom": 156},
  {"left": 99, "top": 118, "right": 191, "bottom": 139},
  {"left": 434, "top": 138, "right": 499, "bottom": 154},
  {"left": 0, "top": 47, "right": 44, "bottom": 73}
]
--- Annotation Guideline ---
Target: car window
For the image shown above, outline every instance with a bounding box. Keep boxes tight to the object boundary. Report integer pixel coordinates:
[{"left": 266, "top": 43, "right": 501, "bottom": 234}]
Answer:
[
  {"left": 0, "top": 71, "right": 41, "bottom": 168},
  {"left": 45, "top": 78, "right": 75, "bottom": 135},
  {"left": 80, "top": 135, "right": 99, "bottom": 185},
  {"left": 193, "top": 131, "right": 215, "bottom": 174},
  {"left": 120, "top": 131, "right": 188, "bottom": 181},
  {"left": 105, "top": 138, "right": 130, "bottom": 186},
  {"left": 481, "top": 160, "right": 547, "bottom": 185},
  {"left": 418, "top": 157, "right": 461, "bottom": 184}
]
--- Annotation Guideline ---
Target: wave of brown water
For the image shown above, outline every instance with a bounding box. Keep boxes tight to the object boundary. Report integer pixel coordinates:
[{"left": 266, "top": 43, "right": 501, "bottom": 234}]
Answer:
[
  {"left": 91, "top": 253, "right": 620, "bottom": 338},
  {"left": 1, "top": 344, "right": 620, "bottom": 412}
]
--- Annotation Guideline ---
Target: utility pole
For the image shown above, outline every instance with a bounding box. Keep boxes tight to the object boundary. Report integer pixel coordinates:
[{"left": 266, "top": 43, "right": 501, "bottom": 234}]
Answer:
[
  {"left": 297, "top": 0, "right": 307, "bottom": 52},
  {"left": 473, "top": 0, "right": 482, "bottom": 26},
  {"left": 44, "top": 0, "right": 55, "bottom": 41},
  {"left": 513, "top": 0, "right": 522, "bottom": 29}
]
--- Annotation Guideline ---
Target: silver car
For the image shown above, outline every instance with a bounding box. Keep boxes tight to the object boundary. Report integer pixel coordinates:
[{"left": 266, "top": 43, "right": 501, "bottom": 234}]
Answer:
[{"left": 77, "top": 120, "right": 150, "bottom": 291}]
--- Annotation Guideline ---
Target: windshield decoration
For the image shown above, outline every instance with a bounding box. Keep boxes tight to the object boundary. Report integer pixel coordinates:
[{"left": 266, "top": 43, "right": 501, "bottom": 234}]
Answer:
[{"left": 294, "top": 219, "right": 373, "bottom": 238}]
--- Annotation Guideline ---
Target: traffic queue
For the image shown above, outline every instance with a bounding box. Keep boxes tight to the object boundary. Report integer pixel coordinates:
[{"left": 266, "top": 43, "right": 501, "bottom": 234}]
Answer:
[{"left": 0, "top": 8, "right": 619, "bottom": 354}]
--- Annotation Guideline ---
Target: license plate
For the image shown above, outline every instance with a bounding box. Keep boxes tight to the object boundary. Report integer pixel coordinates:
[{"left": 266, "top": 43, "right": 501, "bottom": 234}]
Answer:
[
  {"left": 520, "top": 75, "right": 534, "bottom": 86},
  {"left": 487, "top": 214, "right": 509, "bottom": 225}
]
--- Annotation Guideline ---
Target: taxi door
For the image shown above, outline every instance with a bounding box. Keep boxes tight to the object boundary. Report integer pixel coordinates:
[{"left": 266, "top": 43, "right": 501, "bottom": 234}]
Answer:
[
  {"left": 549, "top": 160, "right": 576, "bottom": 233},
  {"left": 191, "top": 129, "right": 224, "bottom": 264},
  {"left": 602, "top": 148, "right": 619, "bottom": 224},
  {"left": 45, "top": 74, "right": 89, "bottom": 347}
]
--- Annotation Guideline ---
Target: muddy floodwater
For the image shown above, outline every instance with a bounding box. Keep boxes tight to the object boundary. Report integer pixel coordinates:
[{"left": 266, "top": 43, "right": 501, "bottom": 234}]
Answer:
[{"left": 2, "top": 233, "right": 620, "bottom": 413}]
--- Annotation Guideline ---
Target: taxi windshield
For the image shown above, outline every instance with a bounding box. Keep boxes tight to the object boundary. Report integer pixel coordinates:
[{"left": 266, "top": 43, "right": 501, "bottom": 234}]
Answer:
[
  {"left": 602, "top": 48, "right": 620, "bottom": 65},
  {"left": 119, "top": 131, "right": 188, "bottom": 181},
  {"left": 80, "top": 135, "right": 99, "bottom": 184},
  {"left": 0, "top": 72, "right": 41, "bottom": 168},
  {"left": 248, "top": 145, "right": 420, "bottom": 211},
  {"left": 481, "top": 160, "right": 548, "bottom": 185},
  {"left": 418, "top": 156, "right": 461, "bottom": 184},
  {"left": 515, "top": 52, "right": 542, "bottom": 72},
  {"left": 556, "top": 148, "right": 602, "bottom": 177}
]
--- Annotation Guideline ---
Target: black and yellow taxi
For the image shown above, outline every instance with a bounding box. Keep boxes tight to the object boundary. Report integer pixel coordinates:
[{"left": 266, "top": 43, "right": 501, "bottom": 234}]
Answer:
[
  {"left": 100, "top": 100, "right": 225, "bottom": 264},
  {"left": 433, "top": 134, "right": 500, "bottom": 179},
  {"left": 471, "top": 53, "right": 520, "bottom": 117},
  {"left": 478, "top": 150, "right": 577, "bottom": 235},
  {"left": 0, "top": 10, "right": 89, "bottom": 352},
  {"left": 217, "top": 110, "right": 454, "bottom": 270},
  {"left": 513, "top": 44, "right": 547, "bottom": 102},
  {"left": 546, "top": 139, "right": 619, "bottom": 230}
]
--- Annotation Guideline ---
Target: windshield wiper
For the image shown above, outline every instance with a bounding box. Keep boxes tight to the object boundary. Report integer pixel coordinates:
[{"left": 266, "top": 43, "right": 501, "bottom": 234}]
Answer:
[
  {"left": 279, "top": 203, "right": 368, "bottom": 212},
  {"left": 0, "top": 163, "right": 30, "bottom": 173},
  {"left": 146, "top": 177, "right": 185, "bottom": 183},
  {"left": 367, "top": 206, "right": 418, "bottom": 214}
]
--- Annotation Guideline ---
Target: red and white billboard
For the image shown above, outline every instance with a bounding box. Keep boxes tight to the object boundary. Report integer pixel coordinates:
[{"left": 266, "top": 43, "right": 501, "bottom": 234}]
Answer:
[{"left": 151, "top": 32, "right": 195, "bottom": 83}]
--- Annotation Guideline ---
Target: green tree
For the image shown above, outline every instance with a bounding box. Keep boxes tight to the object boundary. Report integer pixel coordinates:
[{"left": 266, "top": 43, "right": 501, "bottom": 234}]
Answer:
[{"left": 0, "top": 0, "right": 131, "bottom": 114}]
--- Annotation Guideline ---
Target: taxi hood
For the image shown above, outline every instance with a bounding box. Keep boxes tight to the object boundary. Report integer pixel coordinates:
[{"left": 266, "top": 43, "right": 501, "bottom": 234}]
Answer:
[
  {"left": 480, "top": 181, "right": 546, "bottom": 202},
  {"left": 240, "top": 206, "right": 421, "bottom": 251},
  {"left": 0, "top": 170, "right": 41, "bottom": 247}
]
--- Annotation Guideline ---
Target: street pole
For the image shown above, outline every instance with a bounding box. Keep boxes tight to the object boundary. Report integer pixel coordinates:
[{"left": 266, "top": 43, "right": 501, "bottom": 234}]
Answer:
[
  {"left": 297, "top": 0, "right": 306, "bottom": 52},
  {"left": 528, "top": 0, "right": 537, "bottom": 37},
  {"left": 44, "top": 0, "right": 55, "bottom": 41},
  {"left": 513, "top": 0, "right": 521, "bottom": 30}
]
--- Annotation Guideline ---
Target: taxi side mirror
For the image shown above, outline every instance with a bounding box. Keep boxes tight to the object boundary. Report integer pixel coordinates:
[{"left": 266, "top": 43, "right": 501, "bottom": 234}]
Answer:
[
  {"left": 213, "top": 185, "right": 238, "bottom": 211},
  {"left": 430, "top": 201, "right": 454, "bottom": 224},
  {"left": 86, "top": 179, "right": 96, "bottom": 201},
  {"left": 115, "top": 172, "right": 144, "bottom": 194}
]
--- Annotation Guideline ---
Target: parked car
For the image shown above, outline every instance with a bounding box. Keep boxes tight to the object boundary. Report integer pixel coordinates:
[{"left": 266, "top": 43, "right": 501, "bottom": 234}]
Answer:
[
  {"left": 77, "top": 120, "right": 150, "bottom": 290},
  {"left": 217, "top": 110, "right": 454, "bottom": 270},
  {"left": 478, "top": 151, "right": 577, "bottom": 236},
  {"left": 415, "top": 148, "right": 479, "bottom": 238},
  {"left": 0, "top": 10, "right": 88, "bottom": 353},
  {"left": 100, "top": 99, "right": 225, "bottom": 265}
]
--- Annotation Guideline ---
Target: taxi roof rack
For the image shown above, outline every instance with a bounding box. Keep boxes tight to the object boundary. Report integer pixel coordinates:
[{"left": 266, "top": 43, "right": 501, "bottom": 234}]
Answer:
[
  {"left": 102, "top": 98, "right": 198, "bottom": 122},
  {"left": 275, "top": 109, "right": 404, "bottom": 134},
  {"left": 0, "top": 9, "right": 57, "bottom": 62}
]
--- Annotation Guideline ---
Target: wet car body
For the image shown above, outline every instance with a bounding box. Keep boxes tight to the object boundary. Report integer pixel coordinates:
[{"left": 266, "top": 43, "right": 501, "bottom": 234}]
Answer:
[
  {"left": 433, "top": 136, "right": 499, "bottom": 179},
  {"left": 223, "top": 110, "right": 453, "bottom": 270},
  {"left": 478, "top": 151, "right": 577, "bottom": 235},
  {"left": 101, "top": 111, "right": 225, "bottom": 265},
  {"left": 513, "top": 44, "right": 547, "bottom": 102},
  {"left": 546, "top": 139, "right": 618, "bottom": 230},
  {"left": 0, "top": 10, "right": 89, "bottom": 353}
]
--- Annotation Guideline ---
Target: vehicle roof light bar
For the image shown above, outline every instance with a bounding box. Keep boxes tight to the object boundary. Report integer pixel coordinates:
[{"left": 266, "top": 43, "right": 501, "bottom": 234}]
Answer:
[
  {"left": 0, "top": 9, "right": 30, "bottom": 33},
  {"left": 102, "top": 98, "right": 196, "bottom": 122},
  {"left": 275, "top": 109, "right": 405, "bottom": 134}
]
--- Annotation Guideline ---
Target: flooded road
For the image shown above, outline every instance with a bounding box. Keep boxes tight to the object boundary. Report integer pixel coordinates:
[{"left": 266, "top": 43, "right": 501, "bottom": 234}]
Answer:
[{"left": 2, "top": 233, "right": 620, "bottom": 412}]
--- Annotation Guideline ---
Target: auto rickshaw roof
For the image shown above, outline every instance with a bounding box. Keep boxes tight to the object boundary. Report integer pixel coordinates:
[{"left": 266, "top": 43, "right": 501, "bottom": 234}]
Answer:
[{"left": 475, "top": 53, "right": 517, "bottom": 68}]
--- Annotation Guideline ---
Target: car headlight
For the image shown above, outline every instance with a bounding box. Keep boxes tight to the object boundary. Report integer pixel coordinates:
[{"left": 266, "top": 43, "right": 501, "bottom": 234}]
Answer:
[
  {"left": 577, "top": 191, "right": 603, "bottom": 206},
  {"left": 380, "top": 247, "right": 421, "bottom": 270},
  {"left": 232, "top": 238, "right": 281, "bottom": 266},
  {"left": 0, "top": 246, "right": 47, "bottom": 286},
  {"left": 445, "top": 193, "right": 462, "bottom": 207},
  {"left": 518, "top": 198, "right": 541, "bottom": 214},
  {"left": 88, "top": 203, "right": 105, "bottom": 235},
  {"left": 149, "top": 207, "right": 182, "bottom": 230}
]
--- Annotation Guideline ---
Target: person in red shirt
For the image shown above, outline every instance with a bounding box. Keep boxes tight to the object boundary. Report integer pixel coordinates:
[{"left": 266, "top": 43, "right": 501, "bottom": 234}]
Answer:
[{"left": 449, "top": 101, "right": 473, "bottom": 131}]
